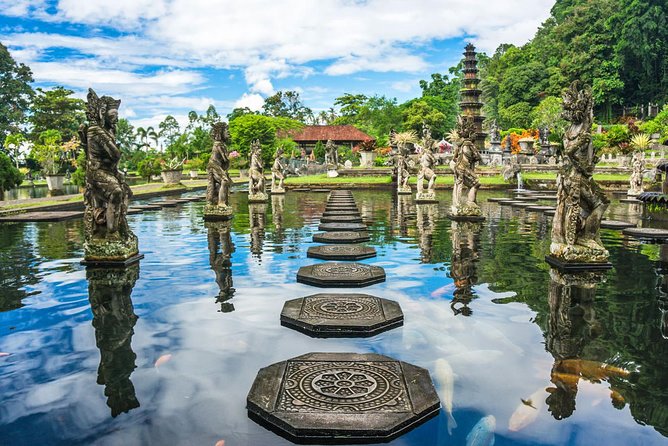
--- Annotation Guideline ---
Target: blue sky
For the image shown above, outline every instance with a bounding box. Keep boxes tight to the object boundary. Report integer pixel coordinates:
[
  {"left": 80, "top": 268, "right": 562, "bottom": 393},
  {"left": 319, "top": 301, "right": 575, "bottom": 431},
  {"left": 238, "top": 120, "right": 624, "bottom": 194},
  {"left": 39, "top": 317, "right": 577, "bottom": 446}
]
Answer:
[{"left": 1, "top": 0, "right": 554, "bottom": 129}]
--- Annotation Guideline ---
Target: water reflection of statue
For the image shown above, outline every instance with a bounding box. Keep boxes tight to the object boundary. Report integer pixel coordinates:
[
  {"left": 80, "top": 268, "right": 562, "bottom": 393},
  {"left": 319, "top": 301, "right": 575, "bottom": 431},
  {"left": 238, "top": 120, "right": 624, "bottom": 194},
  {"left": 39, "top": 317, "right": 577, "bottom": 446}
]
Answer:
[
  {"left": 325, "top": 139, "right": 339, "bottom": 169},
  {"left": 416, "top": 125, "right": 438, "bottom": 203},
  {"left": 271, "top": 146, "right": 286, "bottom": 194},
  {"left": 271, "top": 194, "right": 286, "bottom": 248},
  {"left": 87, "top": 265, "right": 140, "bottom": 417},
  {"left": 81, "top": 89, "right": 139, "bottom": 264},
  {"left": 449, "top": 221, "right": 481, "bottom": 316},
  {"left": 416, "top": 203, "right": 438, "bottom": 263},
  {"left": 207, "top": 221, "right": 235, "bottom": 312},
  {"left": 550, "top": 82, "right": 610, "bottom": 265},
  {"left": 627, "top": 152, "right": 645, "bottom": 196},
  {"left": 249, "top": 203, "right": 266, "bottom": 259},
  {"left": 450, "top": 116, "right": 483, "bottom": 219},
  {"left": 248, "top": 139, "right": 267, "bottom": 203},
  {"left": 205, "top": 122, "right": 233, "bottom": 220},
  {"left": 393, "top": 194, "right": 411, "bottom": 238},
  {"left": 545, "top": 269, "right": 627, "bottom": 419}
]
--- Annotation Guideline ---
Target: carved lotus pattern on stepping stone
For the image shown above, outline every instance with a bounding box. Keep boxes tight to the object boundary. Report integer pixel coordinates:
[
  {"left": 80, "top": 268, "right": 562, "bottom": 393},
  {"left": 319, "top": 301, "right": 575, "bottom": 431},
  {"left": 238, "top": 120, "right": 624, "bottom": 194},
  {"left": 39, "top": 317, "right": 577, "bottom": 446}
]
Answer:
[
  {"left": 313, "top": 231, "right": 370, "bottom": 244},
  {"left": 247, "top": 352, "right": 440, "bottom": 443},
  {"left": 297, "top": 262, "right": 385, "bottom": 287},
  {"left": 307, "top": 244, "right": 376, "bottom": 260}
]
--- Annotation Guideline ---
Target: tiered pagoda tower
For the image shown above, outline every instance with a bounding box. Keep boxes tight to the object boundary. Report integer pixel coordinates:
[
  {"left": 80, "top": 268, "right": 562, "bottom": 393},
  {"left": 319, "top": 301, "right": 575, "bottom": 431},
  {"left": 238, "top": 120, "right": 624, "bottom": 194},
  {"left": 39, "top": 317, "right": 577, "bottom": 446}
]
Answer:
[{"left": 460, "top": 43, "right": 486, "bottom": 151}]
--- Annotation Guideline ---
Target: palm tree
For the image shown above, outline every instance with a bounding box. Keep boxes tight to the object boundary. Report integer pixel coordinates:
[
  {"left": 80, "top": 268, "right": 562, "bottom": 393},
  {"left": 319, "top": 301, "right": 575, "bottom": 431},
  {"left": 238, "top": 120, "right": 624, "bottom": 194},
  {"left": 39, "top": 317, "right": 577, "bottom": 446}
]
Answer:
[
  {"left": 135, "top": 127, "right": 149, "bottom": 151},
  {"left": 147, "top": 126, "right": 159, "bottom": 151}
]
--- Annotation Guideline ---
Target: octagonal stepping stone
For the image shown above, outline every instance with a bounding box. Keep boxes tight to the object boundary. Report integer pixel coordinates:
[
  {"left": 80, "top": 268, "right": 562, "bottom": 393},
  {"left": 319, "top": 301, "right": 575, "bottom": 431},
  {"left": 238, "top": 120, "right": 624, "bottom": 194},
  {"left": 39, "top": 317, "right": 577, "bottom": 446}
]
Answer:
[
  {"left": 622, "top": 227, "right": 668, "bottom": 242},
  {"left": 323, "top": 209, "right": 360, "bottom": 216},
  {"left": 307, "top": 244, "right": 376, "bottom": 261},
  {"left": 487, "top": 197, "right": 515, "bottom": 202},
  {"left": 281, "top": 294, "right": 403, "bottom": 337},
  {"left": 526, "top": 205, "right": 556, "bottom": 212},
  {"left": 126, "top": 208, "right": 144, "bottom": 215},
  {"left": 545, "top": 209, "right": 556, "bottom": 217},
  {"left": 510, "top": 201, "right": 533, "bottom": 208},
  {"left": 312, "top": 189, "right": 331, "bottom": 193},
  {"left": 297, "top": 262, "right": 385, "bottom": 287},
  {"left": 293, "top": 188, "right": 310, "bottom": 192},
  {"left": 313, "top": 231, "right": 370, "bottom": 244},
  {"left": 320, "top": 215, "right": 363, "bottom": 223},
  {"left": 620, "top": 198, "right": 642, "bottom": 204},
  {"left": 318, "top": 222, "right": 368, "bottom": 232},
  {"left": 513, "top": 196, "right": 538, "bottom": 202},
  {"left": 499, "top": 200, "right": 524, "bottom": 206},
  {"left": 130, "top": 204, "right": 162, "bottom": 211},
  {"left": 154, "top": 200, "right": 179, "bottom": 207},
  {"left": 601, "top": 220, "right": 636, "bottom": 230},
  {"left": 328, "top": 202, "right": 357, "bottom": 207},
  {"left": 247, "top": 352, "right": 439, "bottom": 443},
  {"left": 533, "top": 195, "right": 558, "bottom": 200}
]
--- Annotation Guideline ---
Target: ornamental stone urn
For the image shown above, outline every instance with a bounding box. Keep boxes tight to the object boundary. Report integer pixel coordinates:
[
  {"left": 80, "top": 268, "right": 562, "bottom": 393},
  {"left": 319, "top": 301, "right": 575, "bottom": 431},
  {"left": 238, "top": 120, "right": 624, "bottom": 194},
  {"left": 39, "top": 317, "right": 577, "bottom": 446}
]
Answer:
[{"left": 161, "top": 169, "right": 183, "bottom": 185}]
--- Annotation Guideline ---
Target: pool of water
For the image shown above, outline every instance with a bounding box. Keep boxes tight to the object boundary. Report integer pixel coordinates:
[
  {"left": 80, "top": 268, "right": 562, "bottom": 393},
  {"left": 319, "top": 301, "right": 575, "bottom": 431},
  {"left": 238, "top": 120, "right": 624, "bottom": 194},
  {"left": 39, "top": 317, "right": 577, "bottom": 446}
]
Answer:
[
  {"left": 1, "top": 190, "right": 667, "bottom": 445},
  {"left": 4, "top": 184, "right": 81, "bottom": 200}
]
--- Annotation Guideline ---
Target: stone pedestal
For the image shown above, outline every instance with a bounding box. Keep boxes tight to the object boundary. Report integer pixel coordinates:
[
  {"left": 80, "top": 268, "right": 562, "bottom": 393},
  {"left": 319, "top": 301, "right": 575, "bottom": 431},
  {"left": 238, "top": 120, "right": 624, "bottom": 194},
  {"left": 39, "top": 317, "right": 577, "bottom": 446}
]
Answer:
[
  {"left": 248, "top": 192, "right": 268, "bottom": 203},
  {"left": 449, "top": 202, "right": 484, "bottom": 221},
  {"left": 203, "top": 204, "right": 233, "bottom": 221},
  {"left": 360, "top": 151, "right": 375, "bottom": 168},
  {"left": 397, "top": 185, "right": 412, "bottom": 195},
  {"left": 270, "top": 187, "right": 286, "bottom": 195},
  {"left": 415, "top": 192, "right": 438, "bottom": 203}
]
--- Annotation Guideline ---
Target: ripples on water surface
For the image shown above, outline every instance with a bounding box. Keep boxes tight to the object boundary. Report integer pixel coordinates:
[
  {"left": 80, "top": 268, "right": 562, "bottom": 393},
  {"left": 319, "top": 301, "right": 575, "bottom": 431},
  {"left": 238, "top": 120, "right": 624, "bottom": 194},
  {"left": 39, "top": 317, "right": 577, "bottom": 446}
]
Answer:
[{"left": 1, "top": 190, "right": 667, "bottom": 446}]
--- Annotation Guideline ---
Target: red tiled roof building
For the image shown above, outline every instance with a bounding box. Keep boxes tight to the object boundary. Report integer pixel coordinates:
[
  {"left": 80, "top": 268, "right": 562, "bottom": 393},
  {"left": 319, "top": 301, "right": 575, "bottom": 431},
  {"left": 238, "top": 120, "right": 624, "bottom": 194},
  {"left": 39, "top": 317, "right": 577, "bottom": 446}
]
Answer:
[{"left": 288, "top": 125, "right": 375, "bottom": 151}]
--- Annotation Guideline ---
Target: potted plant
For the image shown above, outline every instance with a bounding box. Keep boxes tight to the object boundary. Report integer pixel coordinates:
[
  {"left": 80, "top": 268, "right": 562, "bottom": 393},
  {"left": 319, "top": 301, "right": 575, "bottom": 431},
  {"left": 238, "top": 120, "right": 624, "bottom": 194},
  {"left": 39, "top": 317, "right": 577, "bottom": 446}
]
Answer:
[
  {"left": 161, "top": 156, "right": 185, "bottom": 184},
  {"left": 30, "top": 130, "right": 75, "bottom": 194},
  {"left": 184, "top": 157, "right": 204, "bottom": 178}
]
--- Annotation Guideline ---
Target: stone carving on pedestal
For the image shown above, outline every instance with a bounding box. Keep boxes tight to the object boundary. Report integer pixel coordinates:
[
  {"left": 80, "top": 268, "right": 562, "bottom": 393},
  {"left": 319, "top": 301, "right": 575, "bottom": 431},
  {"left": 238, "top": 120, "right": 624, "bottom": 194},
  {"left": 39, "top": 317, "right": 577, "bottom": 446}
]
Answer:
[
  {"left": 271, "top": 146, "right": 286, "bottom": 194},
  {"left": 87, "top": 265, "right": 140, "bottom": 417},
  {"left": 449, "top": 220, "right": 481, "bottom": 316},
  {"left": 627, "top": 152, "right": 645, "bottom": 196},
  {"left": 248, "top": 139, "right": 268, "bottom": 203},
  {"left": 548, "top": 82, "right": 611, "bottom": 269},
  {"left": 325, "top": 139, "right": 339, "bottom": 177},
  {"left": 204, "top": 122, "right": 233, "bottom": 220},
  {"left": 415, "top": 125, "right": 438, "bottom": 203},
  {"left": 207, "top": 221, "right": 236, "bottom": 312},
  {"left": 450, "top": 116, "right": 484, "bottom": 220},
  {"left": 80, "top": 89, "right": 141, "bottom": 266}
]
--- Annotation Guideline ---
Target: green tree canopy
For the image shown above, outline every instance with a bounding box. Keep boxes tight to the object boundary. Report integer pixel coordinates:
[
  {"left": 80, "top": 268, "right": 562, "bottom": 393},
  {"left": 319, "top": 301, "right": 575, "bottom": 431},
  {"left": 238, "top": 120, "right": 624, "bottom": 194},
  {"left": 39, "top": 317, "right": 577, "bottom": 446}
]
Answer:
[
  {"left": 0, "top": 151, "right": 22, "bottom": 199},
  {"left": 0, "top": 43, "right": 34, "bottom": 148},
  {"left": 262, "top": 90, "right": 313, "bottom": 123},
  {"left": 29, "top": 86, "right": 85, "bottom": 142}
]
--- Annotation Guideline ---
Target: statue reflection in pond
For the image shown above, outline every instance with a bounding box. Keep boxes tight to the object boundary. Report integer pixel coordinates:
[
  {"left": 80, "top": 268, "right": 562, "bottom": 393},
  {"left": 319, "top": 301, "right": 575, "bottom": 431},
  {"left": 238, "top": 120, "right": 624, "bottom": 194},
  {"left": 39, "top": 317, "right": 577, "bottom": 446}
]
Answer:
[
  {"left": 393, "top": 194, "right": 412, "bottom": 238},
  {"left": 545, "top": 269, "right": 629, "bottom": 419},
  {"left": 271, "top": 194, "right": 285, "bottom": 248},
  {"left": 416, "top": 203, "right": 438, "bottom": 263},
  {"left": 87, "top": 265, "right": 140, "bottom": 417},
  {"left": 655, "top": 245, "right": 668, "bottom": 340},
  {"left": 249, "top": 203, "right": 267, "bottom": 260},
  {"left": 449, "top": 221, "right": 482, "bottom": 316},
  {"left": 207, "top": 221, "right": 236, "bottom": 313}
]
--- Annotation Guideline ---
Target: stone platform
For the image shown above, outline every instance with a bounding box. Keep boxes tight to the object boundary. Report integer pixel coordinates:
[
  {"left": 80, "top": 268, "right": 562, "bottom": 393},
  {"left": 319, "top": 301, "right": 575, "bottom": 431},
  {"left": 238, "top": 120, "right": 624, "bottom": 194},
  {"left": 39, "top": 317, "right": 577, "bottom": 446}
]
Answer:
[
  {"left": 313, "top": 231, "right": 370, "bottom": 244},
  {"left": 297, "top": 262, "right": 385, "bottom": 287},
  {"left": 622, "top": 227, "right": 668, "bottom": 242},
  {"left": 526, "top": 205, "right": 556, "bottom": 212},
  {"left": 323, "top": 210, "right": 361, "bottom": 217},
  {"left": 280, "top": 294, "right": 403, "bottom": 337},
  {"left": 601, "top": 220, "right": 636, "bottom": 230},
  {"left": 320, "top": 215, "right": 363, "bottom": 223},
  {"left": 545, "top": 255, "right": 613, "bottom": 272},
  {"left": 0, "top": 211, "right": 84, "bottom": 222},
  {"left": 499, "top": 201, "right": 524, "bottom": 206},
  {"left": 318, "top": 222, "right": 367, "bottom": 232},
  {"left": 307, "top": 245, "right": 376, "bottom": 261},
  {"left": 247, "top": 352, "right": 440, "bottom": 444}
]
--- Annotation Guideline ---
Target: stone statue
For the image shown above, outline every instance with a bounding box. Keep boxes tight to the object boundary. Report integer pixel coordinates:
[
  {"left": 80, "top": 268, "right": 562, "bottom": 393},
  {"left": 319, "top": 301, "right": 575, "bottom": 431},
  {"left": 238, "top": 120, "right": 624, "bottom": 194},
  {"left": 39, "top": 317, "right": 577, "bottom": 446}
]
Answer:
[
  {"left": 80, "top": 88, "right": 139, "bottom": 265},
  {"left": 628, "top": 151, "right": 645, "bottom": 196},
  {"left": 550, "top": 82, "right": 610, "bottom": 265},
  {"left": 502, "top": 154, "right": 522, "bottom": 187},
  {"left": 87, "top": 265, "right": 140, "bottom": 417},
  {"left": 271, "top": 146, "right": 286, "bottom": 194},
  {"left": 391, "top": 131, "right": 412, "bottom": 195},
  {"left": 204, "top": 122, "right": 233, "bottom": 220},
  {"left": 450, "top": 116, "right": 483, "bottom": 219},
  {"left": 450, "top": 220, "right": 482, "bottom": 316},
  {"left": 248, "top": 139, "right": 268, "bottom": 203},
  {"left": 489, "top": 120, "right": 501, "bottom": 144},
  {"left": 324, "top": 139, "right": 339, "bottom": 176},
  {"left": 416, "top": 125, "right": 438, "bottom": 203},
  {"left": 207, "top": 221, "right": 235, "bottom": 312}
]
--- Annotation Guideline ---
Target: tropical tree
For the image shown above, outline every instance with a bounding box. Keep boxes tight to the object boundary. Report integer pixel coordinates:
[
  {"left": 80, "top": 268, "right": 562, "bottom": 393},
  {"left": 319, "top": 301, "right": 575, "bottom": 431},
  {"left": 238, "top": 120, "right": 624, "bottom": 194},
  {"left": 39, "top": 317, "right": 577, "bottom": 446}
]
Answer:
[
  {"left": 0, "top": 151, "right": 22, "bottom": 200},
  {"left": 0, "top": 43, "right": 34, "bottom": 149},
  {"left": 29, "top": 86, "right": 85, "bottom": 142},
  {"left": 262, "top": 90, "right": 313, "bottom": 123}
]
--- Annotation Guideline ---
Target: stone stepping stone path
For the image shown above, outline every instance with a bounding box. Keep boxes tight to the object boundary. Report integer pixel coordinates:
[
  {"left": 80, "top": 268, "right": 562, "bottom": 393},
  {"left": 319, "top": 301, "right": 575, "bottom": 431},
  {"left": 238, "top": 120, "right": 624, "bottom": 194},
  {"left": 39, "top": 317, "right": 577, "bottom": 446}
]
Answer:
[
  {"left": 312, "top": 189, "right": 332, "bottom": 193},
  {"left": 126, "top": 208, "right": 144, "bottom": 215},
  {"left": 544, "top": 209, "right": 556, "bottom": 217},
  {"left": 0, "top": 211, "right": 84, "bottom": 222},
  {"left": 280, "top": 294, "right": 403, "bottom": 337},
  {"left": 513, "top": 196, "right": 539, "bottom": 202},
  {"left": 601, "top": 220, "right": 636, "bottom": 230},
  {"left": 622, "top": 227, "right": 668, "bottom": 242},
  {"left": 510, "top": 201, "right": 534, "bottom": 208},
  {"left": 533, "top": 195, "right": 558, "bottom": 200},
  {"left": 320, "top": 215, "right": 363, "bottom": 223},
  {"left": 499, "top": 200, "right": 525, "bottom": 206},
  {"left": 130, "top": 204, "right": 162, "bottom": 211},
  {"left": 153, "top": 200, "right": 180, "bottom": 207},
  {"left": 313, "top": 231, "right": 370, "bottom": 244},
  {"left": 526, "top": 205, "right": 556, "bottom": 213},
  {"left": 307, "top": 244, "right": 376, "bottom": 261},
  {"left": 323, "top": 210, "right": 361, "bottom": 217},
  {"left": 318, "top": 222, "right": 368, "bottom": 232},
  {"left": 247, "top": 352, "right": 439, "bottom": 444},
  {"left": 487, "top": 197, "right": 515, "bottom": 202},
  {"left": 297, "top": 262, "right": 385, "bottom": 287},
  {"left": 620, "top": 198, "right": 642, "bottom": 204},
  {"left": 293, "top": 188, "right": 310, "bottom": 192}
]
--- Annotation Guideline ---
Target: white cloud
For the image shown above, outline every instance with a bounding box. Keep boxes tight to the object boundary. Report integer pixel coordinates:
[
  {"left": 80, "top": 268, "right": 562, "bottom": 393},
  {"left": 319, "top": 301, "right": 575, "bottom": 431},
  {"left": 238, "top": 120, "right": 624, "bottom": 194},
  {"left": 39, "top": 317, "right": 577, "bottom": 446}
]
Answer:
[
  {"left": 391, "top": 80, "right": 416, "bottom": 93},
  {"left": 234, "top": 93, "right": 264, "bottom": 112}
]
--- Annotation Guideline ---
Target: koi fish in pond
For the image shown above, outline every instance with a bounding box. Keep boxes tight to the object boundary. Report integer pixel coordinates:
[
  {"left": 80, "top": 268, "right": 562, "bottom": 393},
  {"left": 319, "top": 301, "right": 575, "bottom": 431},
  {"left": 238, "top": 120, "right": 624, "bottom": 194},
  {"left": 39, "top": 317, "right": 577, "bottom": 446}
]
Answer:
[
  {"left": 559, "top": 359, "right": 631, "bottom": 380},
  {"left": 434, "top": 358, "right": 457, "bottom": 434},
  {"left": 508, "top": 388, "right": 545, "bottom": 432},
  {"left": 154, "top": 354, "right": 172, "bottom": 368},
  {"left": 466, "top": 415, "right": 496, "bottom": 446}
]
